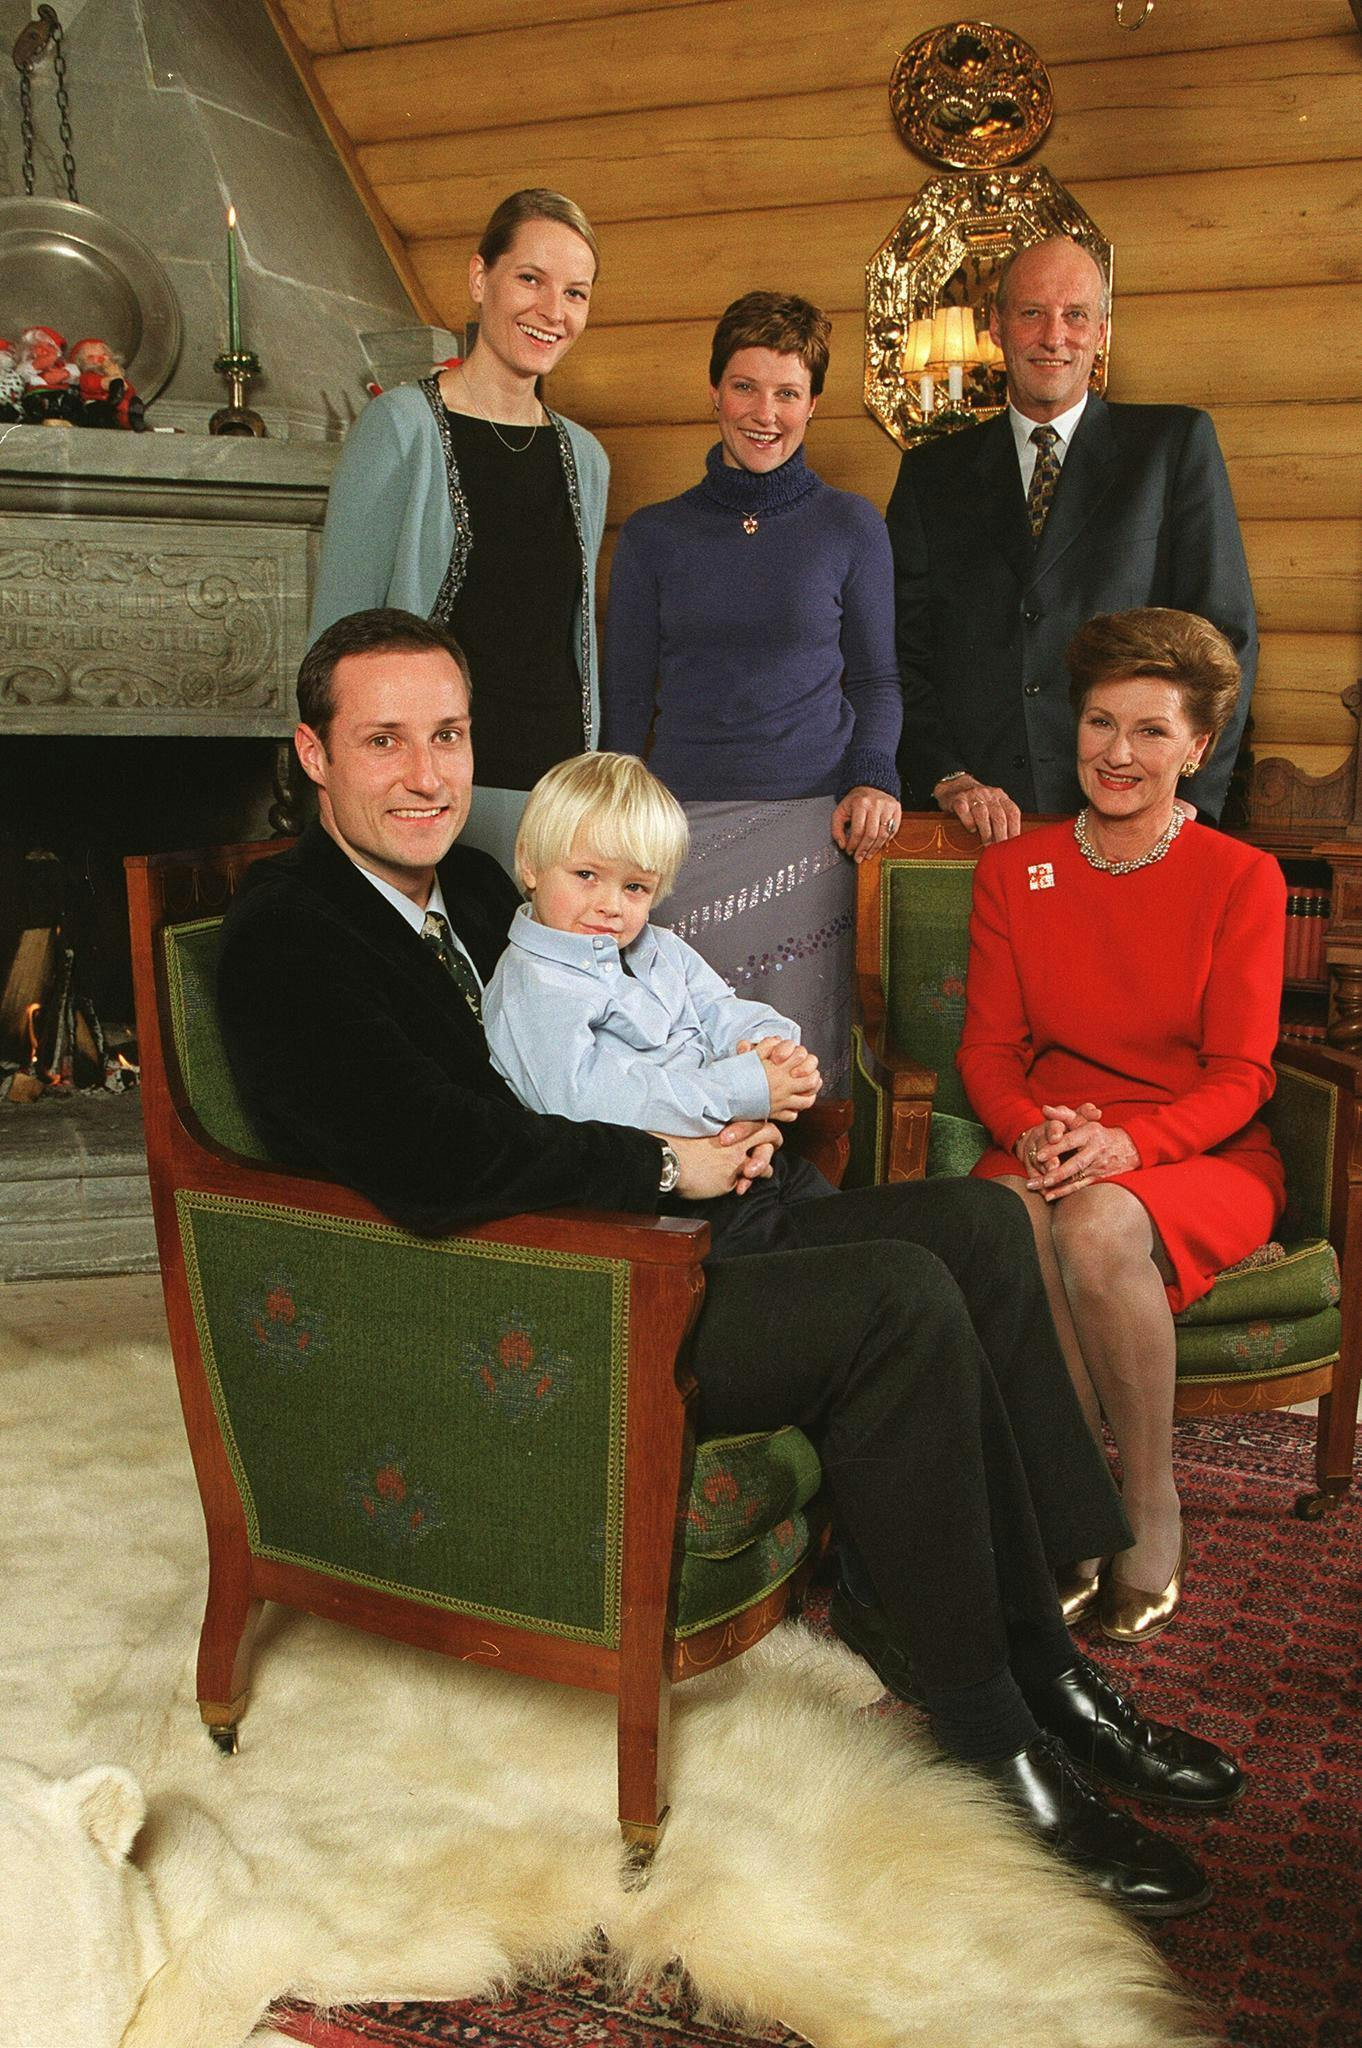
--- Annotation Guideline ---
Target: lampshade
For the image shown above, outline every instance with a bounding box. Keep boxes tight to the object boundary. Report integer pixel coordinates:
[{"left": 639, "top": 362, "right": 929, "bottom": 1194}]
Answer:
[
  {"left": 974, "top": 325, "right": 1002, "bottom": 368},
  {"left": 927, "top": 305, "right": 980, "bottom": 369},
  {"left": 900, "top": 318, "right": 934, "bottom": 375}
]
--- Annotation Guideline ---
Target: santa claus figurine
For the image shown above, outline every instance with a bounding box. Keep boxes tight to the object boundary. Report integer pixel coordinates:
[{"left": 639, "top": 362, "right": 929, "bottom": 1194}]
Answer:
[
  {"left": 0, "top": 340, "right": 25, "bottom": 421},
  {"left": 19, "top": 325, "right": 79, "bottom": 422},
  {"left": 69, "top": 336, "right": 145, "bottom": 431}
]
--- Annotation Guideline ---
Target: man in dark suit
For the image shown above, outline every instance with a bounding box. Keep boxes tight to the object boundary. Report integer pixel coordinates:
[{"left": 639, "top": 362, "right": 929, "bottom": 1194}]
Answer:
[
  {"left": 219, "top": 608, "right": 1242, "bottom": 1916},
  {"left": 888, "top": 237, "right": 1256, "bottom": 839}
]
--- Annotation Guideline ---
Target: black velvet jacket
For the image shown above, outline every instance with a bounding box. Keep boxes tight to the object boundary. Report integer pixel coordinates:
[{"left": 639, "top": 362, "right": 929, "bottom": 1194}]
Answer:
[{"left": 217, "top": 822, "right": 663, "bottom": 1235}]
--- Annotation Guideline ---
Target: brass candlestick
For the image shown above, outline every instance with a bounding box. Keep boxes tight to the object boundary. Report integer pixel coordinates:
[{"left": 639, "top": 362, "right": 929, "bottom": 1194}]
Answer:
[{"left": 209, "top": 349, "right": 266, "bottom": 437}]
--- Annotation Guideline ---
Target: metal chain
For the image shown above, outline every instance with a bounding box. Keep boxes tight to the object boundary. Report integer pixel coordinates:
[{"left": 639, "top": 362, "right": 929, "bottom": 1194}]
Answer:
[
  {"left": 12, "top": 6, "right": 77, "bottom": 204},
  {"left": 51, "top": 17, "right": 76, "bottom": 203},
  {"left": 18, "top": 64, "right": 33, "bottom": 194}
]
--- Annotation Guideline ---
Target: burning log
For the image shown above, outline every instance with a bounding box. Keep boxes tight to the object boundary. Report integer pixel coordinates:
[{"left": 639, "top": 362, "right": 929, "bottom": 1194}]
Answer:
[
  {"left": 0, "top": 850, "right": 61, "bottom": 1048},
  {"left": 1, "top": 852, "right": 136, "bottom": 1101}
]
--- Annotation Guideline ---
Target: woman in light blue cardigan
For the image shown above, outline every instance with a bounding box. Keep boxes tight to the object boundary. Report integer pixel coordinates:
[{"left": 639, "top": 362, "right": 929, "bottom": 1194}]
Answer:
[{"left": 310, "top": 190, "right": 608, "bottom": 867}]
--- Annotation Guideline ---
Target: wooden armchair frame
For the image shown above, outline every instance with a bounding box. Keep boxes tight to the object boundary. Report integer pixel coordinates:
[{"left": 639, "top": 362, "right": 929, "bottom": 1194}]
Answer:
[
  {"left": 853, "top": 812, "right": 1362, "bottom": 1516},
  {"left": 127, "top": 842, "right": 826, "bottom": 1853}
]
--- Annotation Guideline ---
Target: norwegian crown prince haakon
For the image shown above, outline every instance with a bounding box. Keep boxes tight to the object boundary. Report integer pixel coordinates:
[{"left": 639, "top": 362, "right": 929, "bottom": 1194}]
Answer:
[
  {"left": 888, "top": 236, "right": 1257, "bottom": 841},
  {"left": 218, "top": 607, "right": 1244, "bottom": 1920}
]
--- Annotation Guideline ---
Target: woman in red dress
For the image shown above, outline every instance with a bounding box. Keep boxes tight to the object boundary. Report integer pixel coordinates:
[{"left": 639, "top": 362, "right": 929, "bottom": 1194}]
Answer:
[{"left": 958, "top": 609, "right": 1284, "bottom": 1642}]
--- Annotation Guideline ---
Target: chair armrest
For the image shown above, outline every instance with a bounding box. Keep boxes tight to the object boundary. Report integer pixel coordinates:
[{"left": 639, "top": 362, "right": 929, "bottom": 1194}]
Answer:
[
  {"left": 1275, "top": 1036, "right": 1362, "bottom": 1098},
  {"left": 789, "top": 1098, "right": 854, "bottom": 1187},
  {"left": 160, "top": 1141, "right": 710, "bottom": 1267},
  {"left": 1272, "top": 1036, "right": 1362, "bottom": 1258},
  {"left": 855, "top": 975, "right": 940, "bottom": 1099}
]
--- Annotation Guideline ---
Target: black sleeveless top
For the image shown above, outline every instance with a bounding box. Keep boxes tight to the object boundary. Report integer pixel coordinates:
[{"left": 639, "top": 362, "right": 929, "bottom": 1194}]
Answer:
[{"left": 428, "top": 405, "right": 583, "bottom": 790}]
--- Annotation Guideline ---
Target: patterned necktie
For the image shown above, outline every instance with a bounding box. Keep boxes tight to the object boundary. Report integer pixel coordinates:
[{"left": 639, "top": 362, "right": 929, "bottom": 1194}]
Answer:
[
  {"left": 420, "top": 910, "right": 482, "bottom": 1022},
  {"left": 1025, "top": 424, "right": 1062, "bottom": 541}
]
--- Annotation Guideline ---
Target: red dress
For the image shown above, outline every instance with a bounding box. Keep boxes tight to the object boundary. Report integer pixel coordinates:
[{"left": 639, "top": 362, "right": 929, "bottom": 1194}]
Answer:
[{"left": 958, "top": 821, "right": 1286, "bottom": 1314}]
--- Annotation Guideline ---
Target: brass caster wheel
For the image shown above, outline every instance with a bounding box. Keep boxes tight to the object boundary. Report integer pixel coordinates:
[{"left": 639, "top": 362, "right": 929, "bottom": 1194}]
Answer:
[
  {"left": 207, "top": 1722, "right": 240, "bottom": 1755},
  {"left": 1294, "top": 1488, "right": 1345, "bottom": 1521}
]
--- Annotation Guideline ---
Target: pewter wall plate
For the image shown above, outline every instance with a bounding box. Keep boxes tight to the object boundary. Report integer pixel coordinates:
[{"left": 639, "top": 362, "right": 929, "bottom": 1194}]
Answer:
[{"left": 0, "top": 198, "right": 181, "bottom": 399}]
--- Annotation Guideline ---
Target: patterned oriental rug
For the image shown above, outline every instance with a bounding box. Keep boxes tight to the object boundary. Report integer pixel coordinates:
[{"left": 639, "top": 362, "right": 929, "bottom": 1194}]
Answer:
[{"left": 271, "top": 1416, "right": 1362, "bottom": 2048}]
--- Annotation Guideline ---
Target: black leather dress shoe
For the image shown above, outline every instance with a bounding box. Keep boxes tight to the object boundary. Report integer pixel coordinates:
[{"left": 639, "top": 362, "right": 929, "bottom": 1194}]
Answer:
[
  {"left": 828, "top": 1585, "right": 925, "bottom": 1707},
  {"left": 1023, "top": 1655, "right": 1243, "bottom": 1811},
  {"left": 977, "top": 1736, "right": 1212, "bottom": 1919}
]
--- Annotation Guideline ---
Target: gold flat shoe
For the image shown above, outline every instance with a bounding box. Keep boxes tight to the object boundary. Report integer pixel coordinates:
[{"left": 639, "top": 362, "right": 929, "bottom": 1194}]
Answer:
[
  {"left": 1099, "top": 1531, "right": 1187, "bottom": 1644},
  {"left": 1056, "top": 1561, "right": 1105, "bottom": 1625}
]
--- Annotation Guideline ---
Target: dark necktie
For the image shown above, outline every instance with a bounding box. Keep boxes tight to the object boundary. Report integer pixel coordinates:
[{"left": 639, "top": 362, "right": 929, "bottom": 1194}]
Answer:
[
  {"left": 1026, "top": 424, "right": 1062, "bottom": 541},
  {"left": 420, "top": 909, "right": 482, "bottom": 1022}
]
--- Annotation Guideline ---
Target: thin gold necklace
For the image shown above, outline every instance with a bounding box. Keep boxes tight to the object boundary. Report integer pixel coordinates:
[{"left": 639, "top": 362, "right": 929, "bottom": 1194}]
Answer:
[{"left": 456, "top": 362, "right": 541, "bottom": 453}]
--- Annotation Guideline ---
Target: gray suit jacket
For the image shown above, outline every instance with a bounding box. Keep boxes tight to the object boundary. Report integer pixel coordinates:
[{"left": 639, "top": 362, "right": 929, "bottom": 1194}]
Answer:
[{"left": 886, "top": 396, "right": 1257, "bottom": 820}]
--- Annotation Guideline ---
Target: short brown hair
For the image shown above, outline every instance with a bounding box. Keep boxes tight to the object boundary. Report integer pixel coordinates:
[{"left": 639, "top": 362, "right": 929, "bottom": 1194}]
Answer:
[
  {"left": 298, "top": 609, "right": 471, "bottom": 742},
  {"left": 708, "top": 291, "right": 832, "bottom": 396},
  {"left": 476, "top": 189, "right": 599, "bottom": 277},
  {"left": 1065, "top": 609, "right": 1241, "bottom": 757}
]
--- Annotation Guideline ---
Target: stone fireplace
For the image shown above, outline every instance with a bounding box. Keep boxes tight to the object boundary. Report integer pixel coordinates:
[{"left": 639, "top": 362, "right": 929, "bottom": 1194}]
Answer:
[{"left": 0, "top": 427, "right": 336, "bottom": 1279}]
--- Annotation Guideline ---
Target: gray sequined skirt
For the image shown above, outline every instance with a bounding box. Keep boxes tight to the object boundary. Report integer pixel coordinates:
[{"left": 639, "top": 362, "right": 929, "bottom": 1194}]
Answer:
[{"left": 664, "top": 796, "right": 854, "bottom": 1097}]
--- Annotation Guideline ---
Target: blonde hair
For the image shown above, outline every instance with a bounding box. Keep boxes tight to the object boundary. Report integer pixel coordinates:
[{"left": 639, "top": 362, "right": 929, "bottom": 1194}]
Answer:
[
  {"left": 477, "top": 189, "right": 600, "bottom": 277},
  {"left": 515, "top": 753, "right": 689, "bottom": 899}
]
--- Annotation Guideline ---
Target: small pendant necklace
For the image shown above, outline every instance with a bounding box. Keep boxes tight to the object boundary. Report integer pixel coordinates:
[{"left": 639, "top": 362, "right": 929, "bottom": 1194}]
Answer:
[
  {"left": 1074, "top": 806, "right": 1185, "bottom": 875},
  {"left": 457, "top": 363, "right": 541, "bottom": 453},
  {"left": 742, "top": 515, "right": 758, "bottom": 535}
]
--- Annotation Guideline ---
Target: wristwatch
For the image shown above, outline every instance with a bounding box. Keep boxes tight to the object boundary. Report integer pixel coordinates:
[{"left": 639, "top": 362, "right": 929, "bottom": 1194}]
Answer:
[{"left": 657, "top": 1141, "right": 681, "bottom": 1194}]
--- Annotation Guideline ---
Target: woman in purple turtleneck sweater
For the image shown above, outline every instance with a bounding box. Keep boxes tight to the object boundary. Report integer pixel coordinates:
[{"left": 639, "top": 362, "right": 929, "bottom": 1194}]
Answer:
[{"left": 600, "top": 292, "right": 902, "bottom": 1094}]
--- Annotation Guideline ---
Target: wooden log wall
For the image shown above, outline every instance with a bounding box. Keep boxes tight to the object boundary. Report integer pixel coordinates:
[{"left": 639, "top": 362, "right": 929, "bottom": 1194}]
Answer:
[{"left": 267, "top": 0, "right": 1362, "bottom": 780}]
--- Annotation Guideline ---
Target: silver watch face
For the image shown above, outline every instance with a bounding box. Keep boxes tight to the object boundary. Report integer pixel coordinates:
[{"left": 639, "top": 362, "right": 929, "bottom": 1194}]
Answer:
[{"left": 659, "top": 1144, "right": 680, "bottom": 1193}]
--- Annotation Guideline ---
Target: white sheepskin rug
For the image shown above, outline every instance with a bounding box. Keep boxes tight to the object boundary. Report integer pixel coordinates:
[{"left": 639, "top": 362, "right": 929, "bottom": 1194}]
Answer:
[{"left": 0, "top": 1326, "right": 1218, "bottom": 2048}]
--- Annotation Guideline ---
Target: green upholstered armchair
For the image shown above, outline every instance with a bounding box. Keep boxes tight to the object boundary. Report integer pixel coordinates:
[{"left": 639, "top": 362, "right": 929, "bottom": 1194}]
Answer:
[
  {"left": 848, "top": 813, "right": 1361, "bottom": 1519},
  {"left": 127, "top": 842, "right": 829, "bottom": 1856}
]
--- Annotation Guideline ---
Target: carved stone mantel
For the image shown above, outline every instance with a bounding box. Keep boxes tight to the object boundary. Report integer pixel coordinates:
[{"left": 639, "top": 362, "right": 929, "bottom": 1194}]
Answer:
[{"left": 0, "top": 432, "right": 339, "bottom": 740}]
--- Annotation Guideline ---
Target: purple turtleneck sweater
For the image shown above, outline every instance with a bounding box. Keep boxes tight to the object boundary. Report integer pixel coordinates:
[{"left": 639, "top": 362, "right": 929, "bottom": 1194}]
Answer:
[{"left": 600, "top": 444, "right": 901, "bottom": 802}]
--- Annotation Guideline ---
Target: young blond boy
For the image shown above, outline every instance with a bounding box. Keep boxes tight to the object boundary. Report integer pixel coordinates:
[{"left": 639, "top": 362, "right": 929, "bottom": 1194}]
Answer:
[{"left": 483, "top": 753, "right": 833, "bottom": 1243}]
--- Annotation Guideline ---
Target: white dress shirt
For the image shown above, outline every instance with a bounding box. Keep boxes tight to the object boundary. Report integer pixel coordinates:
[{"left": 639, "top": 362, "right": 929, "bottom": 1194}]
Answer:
[{"left": 355, "top": 865, "right": 484, "bottom": 992}]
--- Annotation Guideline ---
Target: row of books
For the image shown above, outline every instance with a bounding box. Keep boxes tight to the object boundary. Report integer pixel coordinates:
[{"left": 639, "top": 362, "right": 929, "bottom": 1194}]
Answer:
[
  {"left": 1284, "top": 887, "right": 1331, "bottom": 986},
  {"left": 1280, "top": 1019, "right": 1329, "bottom": 1044}
]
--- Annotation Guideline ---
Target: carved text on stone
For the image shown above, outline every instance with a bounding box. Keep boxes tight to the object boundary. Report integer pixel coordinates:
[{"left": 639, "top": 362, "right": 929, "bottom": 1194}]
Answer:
[{"left": 0, "top": 522, "right": 308, "bottom": 733}]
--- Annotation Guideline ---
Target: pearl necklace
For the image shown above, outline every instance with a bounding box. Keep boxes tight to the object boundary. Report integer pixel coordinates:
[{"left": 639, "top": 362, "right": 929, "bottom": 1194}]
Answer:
[
  {"left": 457, "top": 363, "right": 541, "bottom": 453},
  {"left": 1073, "top": 805, "right": 1185, "bottom": 875}
]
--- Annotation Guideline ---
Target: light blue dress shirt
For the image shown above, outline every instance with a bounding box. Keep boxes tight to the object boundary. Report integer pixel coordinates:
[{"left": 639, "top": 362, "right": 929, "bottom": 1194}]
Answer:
[{"left": 483, "top": 903, "right": 800, "bottom": 1135}]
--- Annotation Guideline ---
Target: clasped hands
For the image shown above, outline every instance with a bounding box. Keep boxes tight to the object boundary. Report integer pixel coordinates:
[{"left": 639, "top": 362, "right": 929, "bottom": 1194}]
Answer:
[
  {"left": 651, "top": 1039, "right": 822, "bottom": 1202},
  {"left": 1015, "top": 1101, "right": 1140, "bottom": 1200}
]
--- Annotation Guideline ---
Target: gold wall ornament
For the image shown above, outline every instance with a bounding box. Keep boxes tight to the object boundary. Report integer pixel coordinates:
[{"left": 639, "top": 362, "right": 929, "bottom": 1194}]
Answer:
[
  {"left": 889, "top": 20, "right": 1053, "bottom": 169},
  {"left": 864, "top": 165, "right": 1112, "bottom": 452}
]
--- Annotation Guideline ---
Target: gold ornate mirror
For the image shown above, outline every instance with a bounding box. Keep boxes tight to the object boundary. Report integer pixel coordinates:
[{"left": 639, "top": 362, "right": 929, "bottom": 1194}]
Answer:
[{"left": 866, "top": 22, "right": 1113, "bottom": 451}]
